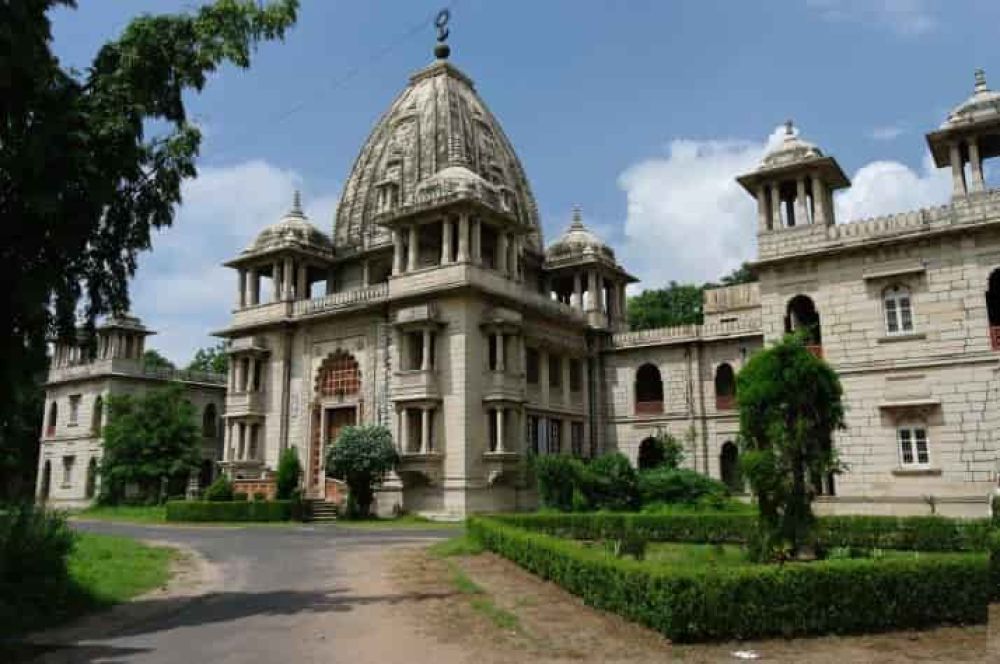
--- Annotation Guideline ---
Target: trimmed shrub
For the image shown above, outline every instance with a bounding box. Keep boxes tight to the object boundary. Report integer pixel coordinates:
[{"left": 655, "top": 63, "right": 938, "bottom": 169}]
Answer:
[
  {"left": 989, "top": 530, "right": 1000, "bottom": 601},
  {"left": 638, "top": 467, "right": 728, "bottom": 506},
  {"left": 233, "top": 492, "right": 249, "bottom": 502},
  {"left": 532, "top": 454, "right": 583, "bottom": 512},
  {"left": 165, "top": 500, "right": 299, "bottom": 522},
  {"left": 275, "top": 447, "right": 302, "bottom": 500},
  {"left": 469, "top": 516, "right": 988, "bottom": 642},
  {"left": 204, "top": 476, "right": 234, "bottom": 502},
  {"left": 579, "top": 453, "right": 640, "bottom": 512}
]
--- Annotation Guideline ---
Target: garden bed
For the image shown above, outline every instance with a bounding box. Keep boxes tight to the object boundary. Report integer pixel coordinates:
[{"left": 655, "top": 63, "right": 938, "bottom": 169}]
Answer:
[{"left": 468, "top": 515, "right": 990, "bottom": 643}]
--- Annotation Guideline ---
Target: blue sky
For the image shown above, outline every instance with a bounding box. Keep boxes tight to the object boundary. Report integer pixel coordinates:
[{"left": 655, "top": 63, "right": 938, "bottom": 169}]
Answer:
[{"left": 49, "top": 0, "right": 1000, "bottom": 363}]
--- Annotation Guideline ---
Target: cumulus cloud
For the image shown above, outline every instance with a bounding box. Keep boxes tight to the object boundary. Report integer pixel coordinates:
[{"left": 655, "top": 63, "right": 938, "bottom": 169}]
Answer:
[
  {"left": 806, "top": 0, "right": 937, "bottom": 36},
  {"left": 616, "top": 130, "right": 952, "bottom": 290},
  {"left": 128, "top": 161, "right": 338, "bottom": 365}
]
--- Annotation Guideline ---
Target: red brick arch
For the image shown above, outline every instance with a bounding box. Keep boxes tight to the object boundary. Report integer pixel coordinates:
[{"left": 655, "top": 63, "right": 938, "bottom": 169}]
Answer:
[{"left": 315, "top": 350, "right": 361, "bottom": 398}]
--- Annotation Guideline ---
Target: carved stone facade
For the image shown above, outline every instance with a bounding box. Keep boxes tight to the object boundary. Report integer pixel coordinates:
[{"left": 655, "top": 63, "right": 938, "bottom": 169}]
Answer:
[{"left": 212, "top": 49, "right": 1000, "bottom": 518}]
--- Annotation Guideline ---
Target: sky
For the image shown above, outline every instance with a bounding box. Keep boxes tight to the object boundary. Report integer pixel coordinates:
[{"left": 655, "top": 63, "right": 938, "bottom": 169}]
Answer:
[{"left": 48, "top": 0, "right": 1000, "bottom": 364}]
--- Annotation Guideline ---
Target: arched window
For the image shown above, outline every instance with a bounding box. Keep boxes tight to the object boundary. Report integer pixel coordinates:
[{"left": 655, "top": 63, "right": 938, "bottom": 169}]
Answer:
[
  {"left": 84, "top": 458, "right": 98, "bottom": 499},
  {"left": 46, "top": 402, "right": 58, "bottom": 437},
  {"left": 315, "top": 350, "right": 361, "bottom": 397},
  {"left": 714, "top": 363, "right": 736, "bottom": 410},
  {"left": 635, "top": 363, "right": 663, "bottom": 415},
  {"left": 637, "top": 437, "right": 664, "bottom": 470},
  {"left": 92, "top": 396, "right": 103, "bottom": 435},
  {"left": 987, "top": 268, "right": 1000, "bottom": 350},
  {"left": 785, "top": 295, "right": 822, "bottom": 354},
  {"left": 202, "top": 403, "right": 218, "bottom": 438},
  {"left": 720, "top": 442, "right": 741, "bottom": 492},
  {"left": 883, "top": 285, "right": 913, "bottom": 335},
  {"left": 39, "top": 460, "right": 51, "bottom": 500}
]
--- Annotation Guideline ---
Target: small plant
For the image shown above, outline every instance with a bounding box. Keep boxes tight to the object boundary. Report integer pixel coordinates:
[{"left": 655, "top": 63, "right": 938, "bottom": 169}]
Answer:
[
  {"left": 275, "top": 447, "right": 302, "bottom": 500},
  {"left": 203, "top": 475, "right": 234, "bottom": 502}
]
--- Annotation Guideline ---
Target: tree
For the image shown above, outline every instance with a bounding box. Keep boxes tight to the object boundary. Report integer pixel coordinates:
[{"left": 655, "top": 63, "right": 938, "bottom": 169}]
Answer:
[
  {"left": 275, "top": 447, "right": 302, "bottom": 500},
  {"left": 99, "top": 384, "right": 201, "bottom": 504},
  {"left": 142, "top": 349, "right": 175, "bottom": 371},
  {"left": 737, "top": 334, "right": 846, "bottom": 560},
  {"left": 187, "top": 341, "right": 229, "bottom": 374},
  {"left": 627, "top": 282, "right": 705, "bottom": 330},
  {"left": 0, "top": 0, "right": 298, "bottom": 501},
  {"left": 716, "top": 262, "right": 757, "bottom": 287},
  {"left": 325, "top": 425, "right": 398, "bottom": 519}
]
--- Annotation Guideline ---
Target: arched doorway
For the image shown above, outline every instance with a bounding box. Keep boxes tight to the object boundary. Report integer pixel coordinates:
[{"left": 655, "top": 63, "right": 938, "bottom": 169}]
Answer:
[
  {"left": 85, "top": 458, "right": 98, "bottom": 499},
  {"left": 39, "top": 460, "right": 51, "bottom": 501},
  {"left": 720, "top": 442, "right": 741, "bottom": 492},
  {"left": 92, "top": 395, "right": 103, "bottom": 434},
  {"left": 637, "top": 436, "right": 664, "bottom": 470},
  {"left": 714, "top": 363, "right": 736, "bottom": 410},
  {"left": 785, "top": 295, "right": 822, "bottom": 356},
  {"left": 46, "top": 402, "right": 57, "bottom": 438},
  {"left": 202, "top": 403, "right": 217, "bottom": 438},
  {"left": 635, "top": 363, "right": 664, "bottom": 414},
  {"left": 310, "top": 350, "right": 361, "bottom": 497},
  {"left": 987, "top": 269, "right": 1000, "bottom": 350}
]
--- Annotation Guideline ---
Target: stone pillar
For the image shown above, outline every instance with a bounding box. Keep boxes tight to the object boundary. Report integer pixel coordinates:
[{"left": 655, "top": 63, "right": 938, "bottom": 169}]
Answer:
[
  {"left": 494, "top": 332, "right": 505, "bottom": 372},
  {"left": 296, "top": 264, "right": 307, "bottom": 300},
  {"left": 587, "top": 271, "right": 598, "bottom": 311},
  {"left": 497, "top": 232, "right": 508, "bottom": 275},
  {"left": 950, "top": 142, "right": 967, "bottom": 197},
  {"left": 421, "top": 328, "right": 432, "bottom": 371},
  {"left": 969, "top": 137, "right": 986, "bottom": 193},
  {"left": 399, "top": 408, "right": 409, "bottom": 453},
  {"left": 247, "top": 268, "right": 258, "bottom": 306},
  {"left": 596, "top": 273, "right": 605, "bottom": 313},
  {"left": 472, "top": 218, "right": 482, "bottom": 264},
  {"left": 795, "top": 177, "right": 808, "bottom": 226},
  {"left": 283, "top": 258, "right": 294, "bottom": 299},
  {"left": 237, "top": 422, "right": 246, "bottom": 460},
  {"left": 237, "top": 269, "right": 247, "bottom": 308},
  {"left": 247, "top": 358, "right": 257, "bottom": 393},
  {"left": 441, "top": 219, "right": 453, "bottom": 264},
  {"left": 233, "top": 356, "right": 244, "bottom": 393},
  {"left": 811, "top": 178, "right": 828, "bottom": 226},
  {"left": 362, "top": 260, "right": 370, "bottom": 287},
  {"left": 770, "top": 184, "right": 782, "bottom": 229},
  {"left": 457, "top": 214, "right": 469, "bottom": 262},
  {"left": 392, "top": 229, "right": 404, "bottom": 275},
  {"left": 420, "top": 407, "right": 431, "bottom": 454},
  {"left": 573, "top": 273, "right": 583, "bottom": 310},
  {"left": 407, "top": 225, "right": 419, "bottom": 272},
  {"left": 272, "top": 262, "right": 281, "bottom": 301},
  {"left": 539, "top": 348, "right": 550, "bottom": 405},
  {"left": 755, "top": 185, "right": 769, "bottom": 232},
  {"left": 496, "top": 407, "right": 505, "bottom": 452},
  {"left": 562, "top": 356, "right": 571, "bottom": 405}
]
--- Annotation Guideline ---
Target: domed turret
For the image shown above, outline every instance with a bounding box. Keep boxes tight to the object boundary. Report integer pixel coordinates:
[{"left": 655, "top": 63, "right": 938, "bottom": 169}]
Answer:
[
  {"left": 334, "top": 54, "right": 541, "bottom": 252},
  {"left": 760, "top": 121, "right": 825, "bottom": 168},
  {"left": 546, "top": 206, "right": 615, "bottom": 264},
  {"left": 244, "top": 191, "right": 332, "bottom": 257},
  {"left": 943, "top": 69, "right": 1000, "bottom": 128}
]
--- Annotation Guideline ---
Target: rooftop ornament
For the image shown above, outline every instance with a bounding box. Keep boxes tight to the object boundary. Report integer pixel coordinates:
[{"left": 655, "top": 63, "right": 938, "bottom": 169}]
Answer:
[{"left": 434, "top": 8, "right": 450, "bottom": 60}]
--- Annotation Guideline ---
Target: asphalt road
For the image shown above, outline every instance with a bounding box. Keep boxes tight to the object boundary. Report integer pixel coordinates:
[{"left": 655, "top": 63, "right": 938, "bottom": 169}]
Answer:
[{"left": 18, "top": 521, "right": 459, "bottom": 664}]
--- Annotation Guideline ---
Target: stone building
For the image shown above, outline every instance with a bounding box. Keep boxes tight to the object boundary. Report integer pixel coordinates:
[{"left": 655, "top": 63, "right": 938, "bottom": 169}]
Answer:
[
  {"left": 37, "top": 315, "right": 226, "bottom": 507},
  {"left": 207, "top": 45, "right": 1000, "bottom": 518}
]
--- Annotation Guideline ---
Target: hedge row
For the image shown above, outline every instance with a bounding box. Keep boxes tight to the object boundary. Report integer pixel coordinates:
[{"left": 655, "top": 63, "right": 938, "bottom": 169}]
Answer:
[
  {"left": 468, "top": 516, "right": 988, "bottom": 642},
  {"left": 164, "top": 500, "right": 302, "bottom": 522},
  {"left": 490, "top": 513, "right": 992, "bottom": 551}
]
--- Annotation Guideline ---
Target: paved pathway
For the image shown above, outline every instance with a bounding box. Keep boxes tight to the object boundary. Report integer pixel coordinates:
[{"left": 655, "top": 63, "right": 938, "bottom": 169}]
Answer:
[{"left": 21, "top": 521, "right": 466, "bottom": 664}]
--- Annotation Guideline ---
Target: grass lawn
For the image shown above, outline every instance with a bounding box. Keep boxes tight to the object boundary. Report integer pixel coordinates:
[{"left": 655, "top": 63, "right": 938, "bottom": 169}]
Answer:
[
  {"left": 3, "top": 532, "right": 174, "bottom": 639},
  {"left": 74, "top": 504, "right": 167, "bottom": 524}
]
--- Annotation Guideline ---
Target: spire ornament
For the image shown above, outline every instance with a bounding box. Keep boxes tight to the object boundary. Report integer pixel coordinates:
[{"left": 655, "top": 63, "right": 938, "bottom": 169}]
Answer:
[
  {"left": 434, "top": 9, "right": 451, "bottom": 60},
  {"left": 289, "top": 189, "right": 304, "bottom": 217},
  {"left": 571, "top": 205, "right": 584, "bottom": 228},
  {"left": 975, "top": 68, "right": 988, "bottom": 93}
]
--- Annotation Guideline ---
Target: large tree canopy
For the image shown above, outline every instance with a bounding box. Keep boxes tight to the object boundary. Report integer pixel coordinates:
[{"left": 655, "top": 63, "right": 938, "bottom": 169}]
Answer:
[
  {"left": 187, "top": 341, "right": 229, "bottom": 375},
  {"left": 627, "top": 264, "right": 757, "bottom": 331},
  {"left": 0, "top": 0, "right": 298, "bottom": 498}
]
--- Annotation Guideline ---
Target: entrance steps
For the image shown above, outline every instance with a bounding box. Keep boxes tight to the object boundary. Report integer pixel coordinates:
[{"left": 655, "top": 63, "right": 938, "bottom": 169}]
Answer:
[{"left": 307, "top": 500, "right": 339, "bottom": 522}]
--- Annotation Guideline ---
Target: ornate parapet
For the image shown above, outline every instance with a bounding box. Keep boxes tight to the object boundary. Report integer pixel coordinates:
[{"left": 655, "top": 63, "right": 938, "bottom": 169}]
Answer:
[{"left": 609, "top": 317, "right": 762, "bottom": 351}]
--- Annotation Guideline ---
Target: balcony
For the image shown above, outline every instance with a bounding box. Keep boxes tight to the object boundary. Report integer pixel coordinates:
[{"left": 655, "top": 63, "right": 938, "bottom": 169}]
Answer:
[
  {"left": 391, "top": 370, "right": 440, "bottom": 401},
  {"left": 991, "top": 326, "right": 1000, "bottom": 351},
  {"left": 293, "top": 283, "right": 389, "bottom": 317},
  {"left": 635, "top": 400, "right": 663, "bottom": 416},
  {"left": 482, "top": 370, "right": 524, "bottom": 402},
  {"left": 225, "top": 391, "right": 268, "bottom": 414}
]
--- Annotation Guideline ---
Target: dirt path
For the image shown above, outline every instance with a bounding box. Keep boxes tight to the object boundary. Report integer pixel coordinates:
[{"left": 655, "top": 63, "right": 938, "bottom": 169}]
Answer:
[{"left": 392, "top": 547, "right": 1000, "bottom": 663}]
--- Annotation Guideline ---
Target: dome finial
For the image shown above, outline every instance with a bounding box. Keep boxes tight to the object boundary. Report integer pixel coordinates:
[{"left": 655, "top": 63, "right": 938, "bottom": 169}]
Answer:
[
  {"left": 975, "top": 68, "right": 988, "bottom": 93},
  {"left": 290, "top": 189, "right": 304, "bottom": 217},
  {"left": 434, "top": 8, "right": 451, "bottom": 60},
  {"left": 784, "top": 119, "right": 795, "bottom": 137},
  {"left": 571, "top": 205, "right": 584, "bottom": 228}
]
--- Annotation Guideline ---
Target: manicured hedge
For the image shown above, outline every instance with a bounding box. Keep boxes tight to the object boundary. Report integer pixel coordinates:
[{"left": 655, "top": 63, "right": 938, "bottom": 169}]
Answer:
[
  {"left": 469, "top": 516, "right": 988, "bottom": 642},
  {"left": 165, "top": 500, "right": 302, "bottom": 522},
  {"left": 490, "top": 513, "right": 992, "bottom": 552}
]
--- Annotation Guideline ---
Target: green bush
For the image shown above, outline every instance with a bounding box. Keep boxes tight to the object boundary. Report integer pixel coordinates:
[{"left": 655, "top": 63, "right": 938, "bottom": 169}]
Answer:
[
  {"left": 638, "top": 467, "right": 728, "bottom": 506},
  {"left": 532, "top": 454, "right": 584, "bottom": 512},
  {"left": 204, "top": 476, "right": 234, "bottom": 502},
  {"left": 579, "top": 453, "right": 640, "bottom": 512},
  {"left": 275, "top": 447, "right": 302, "bottom": 500},
  {"left": 469, "top": 516, "right": 987, "bottom": 642},
  {"left": 233, "top": 492, "right": 249, "bottom": 502},
  {"left": 989, "top": 530, "right": 1000, "bottom": 601},
  {"left": 165, "top": 500, "right": 300, "bottom": 522}
]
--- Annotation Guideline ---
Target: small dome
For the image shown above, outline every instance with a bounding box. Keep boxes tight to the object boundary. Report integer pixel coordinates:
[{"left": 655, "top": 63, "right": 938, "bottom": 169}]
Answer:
[
  {"left": 760, "top": 121, "right": 823, "bottom": 168},
  {"left": 245, "top": 192, "right": 332, "bottom": 256},
  {"left": 546, "top": 207, "right": 615, "bottom": 262},
  {"left": 943, "top": 69, "right": 1000, "bottom": 128}
]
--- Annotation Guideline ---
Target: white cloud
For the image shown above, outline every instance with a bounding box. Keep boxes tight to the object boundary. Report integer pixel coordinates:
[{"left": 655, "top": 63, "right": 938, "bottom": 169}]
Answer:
[
  {"left": 616, "top": 130, "right": 951, "bottom": 290},
  {"left": 807, "top": 0, "right": 937, "bottom": 36},
  {"left": 870, "top": 124, "right": 906, "bottom": 141},
  {"left": 128, "top": 160, "right": 338, "bottom": 365}
]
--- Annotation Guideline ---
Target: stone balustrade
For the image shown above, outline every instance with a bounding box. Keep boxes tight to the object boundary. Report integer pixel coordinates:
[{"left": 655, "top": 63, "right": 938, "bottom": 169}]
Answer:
[
  {"left": 293, "top": 283, "right": 389, "bottom": 317},
  {"left": 610, "top": 316, "right": 762, "bottom": 350},
  {"left": 48, "top": 357, "right": 226, "bottom": 385}
]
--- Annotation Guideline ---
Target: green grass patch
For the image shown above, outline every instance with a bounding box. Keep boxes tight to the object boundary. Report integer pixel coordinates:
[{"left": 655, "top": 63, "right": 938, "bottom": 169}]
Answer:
[
  {"left": 470, "top": 596, "right": 521, "bottom": 631},
  {"left": 429, "top": 535, "right": 484, "bottom": 558},
  {"left": 335, "top": 514, "right": 464, "bottom": 529},
  {"left": 74, "top": 505, "right": 167, "bottom": 524},
  {"left": 450, "top": 565, "right": 484, "bottom": 595}
]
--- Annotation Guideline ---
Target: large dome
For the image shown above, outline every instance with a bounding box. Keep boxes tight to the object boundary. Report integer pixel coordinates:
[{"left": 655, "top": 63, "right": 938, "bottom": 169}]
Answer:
[{"left": 334, "top": 58, "right": 542, "bottom": 252}]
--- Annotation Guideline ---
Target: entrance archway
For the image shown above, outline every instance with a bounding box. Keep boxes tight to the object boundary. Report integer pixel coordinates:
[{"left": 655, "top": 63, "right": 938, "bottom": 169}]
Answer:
[{"left": 720, "top": 441, "right": 741, "bottom": 492}]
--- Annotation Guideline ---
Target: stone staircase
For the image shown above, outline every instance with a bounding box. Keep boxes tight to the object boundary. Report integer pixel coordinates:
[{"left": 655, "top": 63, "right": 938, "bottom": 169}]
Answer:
[{"left": 307, "top": 500, "right": 339, "bottom": 523}]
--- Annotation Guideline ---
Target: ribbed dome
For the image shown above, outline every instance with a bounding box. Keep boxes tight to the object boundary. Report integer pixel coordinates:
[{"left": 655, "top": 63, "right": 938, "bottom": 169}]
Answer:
[
  {"left": 546, "top": 207, "right": 614, "bottom": 262},
  {"left": 760, "top": 121, "right": 823, "bottom": 169},
  {"left": 943, "top": 69, "right": 1000, "bottom": 128},
  {"left": 244, "top": 192, "right": 332, "bottom": 256},
  {"left": 334, "top": 59, "right": 542, "bottom": 251}
]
